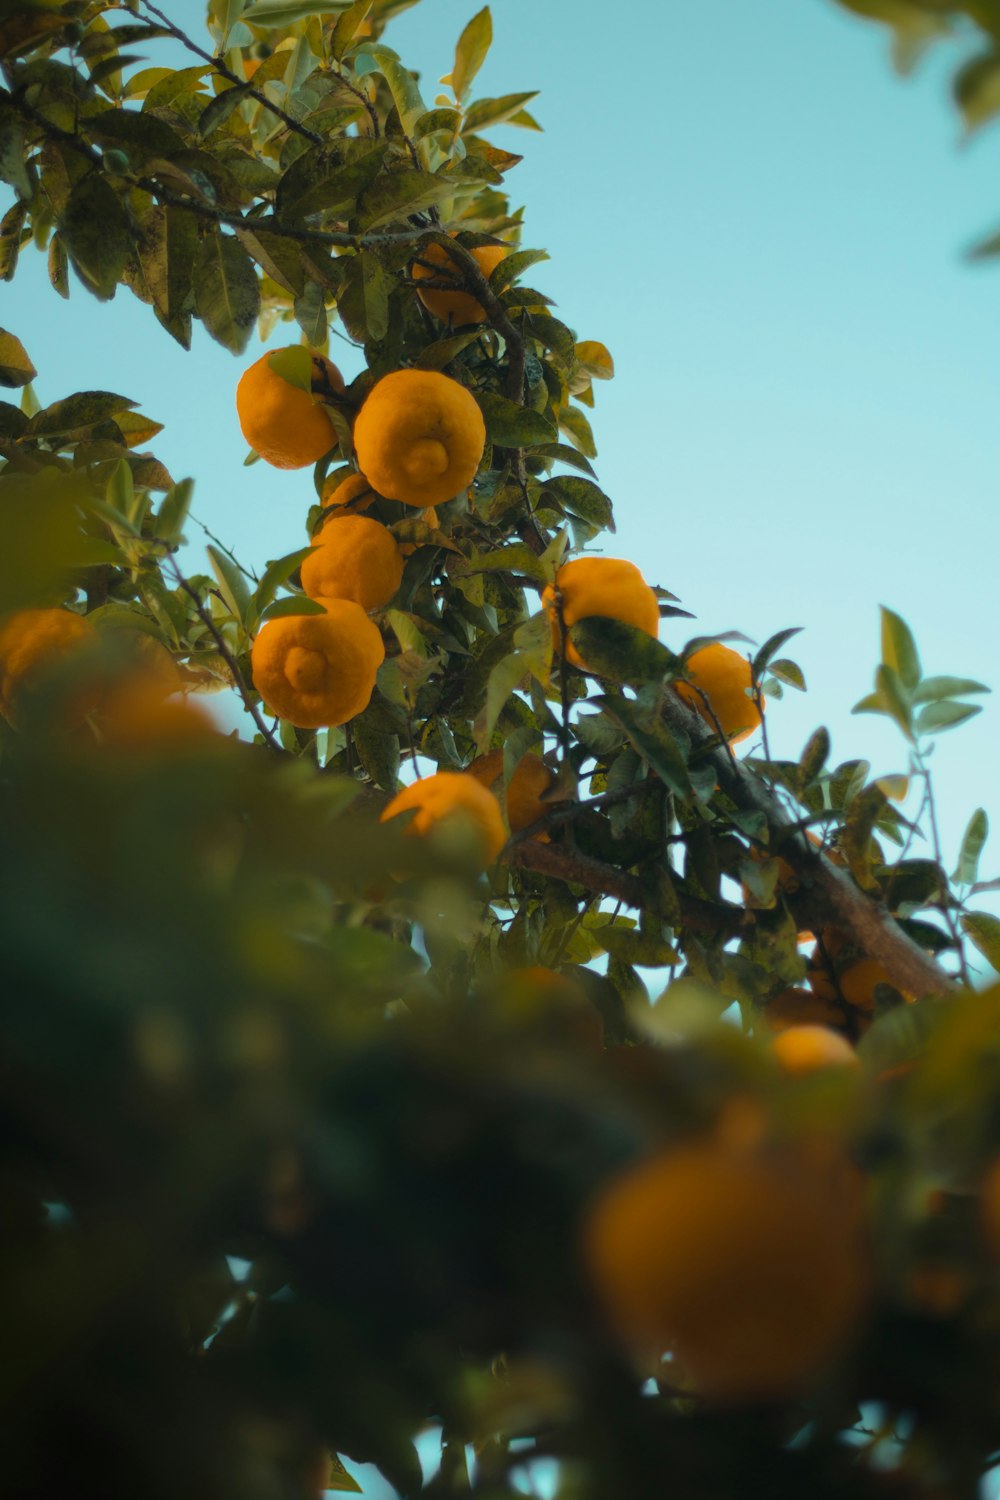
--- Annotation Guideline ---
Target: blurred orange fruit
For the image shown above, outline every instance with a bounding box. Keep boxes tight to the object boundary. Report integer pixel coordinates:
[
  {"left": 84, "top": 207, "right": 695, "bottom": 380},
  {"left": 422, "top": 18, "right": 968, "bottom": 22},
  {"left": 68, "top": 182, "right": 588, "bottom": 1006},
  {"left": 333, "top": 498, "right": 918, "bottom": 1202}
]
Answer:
[{"left": 380, "top": 770, "right": 506, "bottom": 866}]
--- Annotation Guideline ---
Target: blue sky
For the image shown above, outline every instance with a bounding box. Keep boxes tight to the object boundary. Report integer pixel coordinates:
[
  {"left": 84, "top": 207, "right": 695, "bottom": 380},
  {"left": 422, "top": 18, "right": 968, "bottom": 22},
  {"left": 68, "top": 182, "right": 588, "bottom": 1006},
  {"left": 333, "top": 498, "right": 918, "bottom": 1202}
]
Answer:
[{"left": 12, "top": 0, "right": 1000, "bottom": 900}]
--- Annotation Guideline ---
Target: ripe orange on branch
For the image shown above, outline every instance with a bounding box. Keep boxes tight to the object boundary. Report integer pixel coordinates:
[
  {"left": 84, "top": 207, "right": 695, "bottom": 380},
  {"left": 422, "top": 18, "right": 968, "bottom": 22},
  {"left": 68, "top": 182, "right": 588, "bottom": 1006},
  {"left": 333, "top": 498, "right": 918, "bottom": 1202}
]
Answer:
[
  {"left": 236, "top": 347, "right": 343, "bottom": 470},
  {"left": 411, "top": 239, "right": 508, "bottom": 326},
  {"left": 542, "top": 557, "right": 660, "bottom": 674},
  {"left": 380, "top": 771, "right": 506, "bottom": 867},
  {"left": 583, "top": 1139, "right": 868, "bottom": 1402},
  {"left": 352, "top": 369, "right": 486, "bottom": 509},
  {"left": 673, "top": 643, "right": 762, "bottom": 745},
  {"left": 467, "top": 749, "right": 557, "bottom": 838},
  {"left": 771, "top": 1025, "right": 858, "bottom": 1075},
  {"left": 250, "top": 602, "right": 384, "bottom": 729},
  {"left": 300, "top": 515, "right": 404, "bottom": 613}
]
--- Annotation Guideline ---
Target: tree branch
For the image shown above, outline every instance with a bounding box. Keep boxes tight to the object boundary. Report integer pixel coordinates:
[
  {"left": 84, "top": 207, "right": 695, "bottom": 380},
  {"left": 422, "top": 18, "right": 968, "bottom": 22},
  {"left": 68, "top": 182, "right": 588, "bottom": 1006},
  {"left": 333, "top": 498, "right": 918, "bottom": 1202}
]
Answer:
[{"left": 659, "top": 693, "right": 957, "bottom": 1000}]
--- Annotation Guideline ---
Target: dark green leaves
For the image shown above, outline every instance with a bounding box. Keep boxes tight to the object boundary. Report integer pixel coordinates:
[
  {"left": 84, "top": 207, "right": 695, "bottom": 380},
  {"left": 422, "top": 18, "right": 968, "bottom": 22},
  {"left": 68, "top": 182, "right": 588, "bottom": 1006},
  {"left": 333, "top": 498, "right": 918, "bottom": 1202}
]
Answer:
[
  {"left": 568, "top": 616, "right": 676, "bottom": 685},
  {"left": 961, "top": 911, "right": 1000, "bottom": 974},
  {"left": 277, "top": 141, "right": 387, "bottom": 220},
  {"left": 60, "top": 173, "right": 131, "bottom": 300},
  {"left": 476, "top": 391, "right": 556, "bottom": 446},
  {"left": 541, "top": 475, "right": 614, "bottom": 531},
  {"left": 28, "top": 391, "right": 137, "bottom": 439},
  {"left": 193, "top": 232, "right": 260, "bottom": 353}
]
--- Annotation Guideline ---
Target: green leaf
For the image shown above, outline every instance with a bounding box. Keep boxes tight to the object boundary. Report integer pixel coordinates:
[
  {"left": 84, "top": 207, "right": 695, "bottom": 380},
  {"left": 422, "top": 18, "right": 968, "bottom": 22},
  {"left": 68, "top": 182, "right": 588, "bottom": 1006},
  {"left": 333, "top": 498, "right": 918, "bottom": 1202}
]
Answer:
[
  {"left": 236, "top": 226, "right": 305, "bottom": 297},
  {"left": 251, "top": 544, "right": 313, "bottom": 625},
  {"left": 962, "top": 911, "right": 1000, "bottom": 974},
  {"left": 954, "top": 808, "right": 989, "bottom": 887},
  {"left": 752, "top": 626, "right": 802, "bottom": 679},
  {"left": 463, "top": 91, "right": 539, "bottom": 133},
  {"left": 451, "top": 7, "right": 492, "bottom": 102},
  {"left": 916, "top": 700, "right": 982, "bottom": 735},
  {"left": 207, "top": 543, "right": 252, "bottom": 624},
  {"left": 451, "top": 544, "right": 546, "bottom": 584},
  {"left": 558, "top": 404, "right": 596, "bottom": 459},
  {"left": 531, "top": 442, "right": 596, "bottom": 478},
  {"left": 47, "top": 232, "right": 69, "bottom": 299},
  {"left": 954, "top": 50, "right": 1000, "bottom": 133},
  {"left": 768, "top": 658, "right": 806, "bottom": 691},
  {"left": 136, "top": 204, "right": 198, "bottom": 349},
  {"left": 590, "top": 920, "right": 679, "bottom": 968},
  {"left": 541, "top": 475, "right": 613, "bottom": 531},
  {"left": 0, "top": 101, "right": 30, "bottom": 199},
  {"left": 60, "top": 173, "right": 132, "bottom": 301},
  {"left": 475, "top": 391, "right": 556, "bottom": 447},
  {"left": 355, "top": 169, "right": 450, "bottom": 230},
  {"left": 294, "top": 281, "right": 327, "bottom": 345},
  {"left": 0, "top": 329, "right": 36, "bottom": 389},
  {"left": 259, "top": 594, "right": 328, "bottom": 622},
  {"left": 596, "top": 694, "right": 693, "bottom": 800},
  {"left": 487, "top": 246, "right": 548, "bottom": 293},
  {"left": 569, "top": 616, "right": 675, "bottom": 685},
  {"left": 0, "top": 200, "right": 27, "bottom": 282},
  {"left": 198, "top": 82, "right": 251, "bottom": 138},
  {"left": 352, "top": 716, "right": 400, "bottom": 791},
  {"left": 798, "top": 726, "right": 830, "bottom": 786},
  {"left": 913, "top": 675, "right": 990, "bottom": 704},
  {"left": 28, "top": 391, "right": 137, "bottom": 439},
  {"left": 267, "top": 345, "right": 313, "bottom": 393},
  {"left": 156, "top": 478, "right": 194, "bottom": 546},
  {"left": 366, "top": 44, "right": 426, "bottom": 135},
  {"left": 332, "top": 0, "right": 374, "bottom": 60},
  {"left": 277, "top": 141, "right": 387, "bottom": 220},
  {"left": 413, "top": 107, "right": 461, "bottom": 140},
  {"left": 193, "top": 232, "right": 260, "bottom": 354},
  {"left": 412, "top": 330, "right": 482, "bottom": 369},
  {"left": 880, "top": 604, "right": 921, "bottom": 690},
  {"left": 875, "top": 662, "right": 914, "bottom": 741},
  {"left": 241, "top": 0, "right": 352, "bottom": 23}
]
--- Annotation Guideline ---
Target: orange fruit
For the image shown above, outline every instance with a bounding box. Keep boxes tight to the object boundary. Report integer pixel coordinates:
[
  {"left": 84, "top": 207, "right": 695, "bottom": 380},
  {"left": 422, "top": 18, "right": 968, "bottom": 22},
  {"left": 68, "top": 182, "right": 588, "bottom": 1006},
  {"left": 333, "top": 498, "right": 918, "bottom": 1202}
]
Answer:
[
  {"left": 771, "top": 1025, "right": 858, "bottom": 1075},
  {"left": 352, "top": 369, "right": 486, "bottom": 508},
  {"left": 0, "top": 607, "right": 98, "bottom": 728},
  {"left": 673, "top": 643, "right": 762, "bottom": 745},
  {"left": 466, "top": 750, "right": 556, "bottom": 839},
  {"left": 807, "top": 933, "right": 903, "bottom": 1012},
  {"left": 101, "top": 694, "right": 219, "bottom": 749},
  {"left": 542, "top": 557, "right": 660, "bottom": 673},
  {"left": 762, "top": 988, "right": 846, "bottom": 1034},
  {"left": 380, "top": 770, "right": 506, "bottom": 866},
  {"left": 506, "top": 753, "right": 556, "bottom": 836},
  {"left": 320, "top": 471, "right": 377, "bottom": 513},
  {"left": 236, "top": 347, "right": 343, "bottom": 469},
  {"left": 411, "top": 239, "right": 508, "bottom": 325},
  {"left": 300, "top": 515, "right": 404, "bottom": 613},
  {"left": 251, "top": 602, "right": 384, "bottom": 729},
  {"left": 583, "top": 1139, "right": 868, "bottom": 1402}
]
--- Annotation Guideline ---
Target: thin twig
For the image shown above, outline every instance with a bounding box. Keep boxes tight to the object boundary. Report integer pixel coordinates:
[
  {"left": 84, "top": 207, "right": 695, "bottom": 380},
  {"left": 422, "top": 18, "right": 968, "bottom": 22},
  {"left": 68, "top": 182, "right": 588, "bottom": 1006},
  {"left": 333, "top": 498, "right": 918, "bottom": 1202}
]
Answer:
[
  {"left": 165, "top": 557, "right": 284, "bottom": 753},
  {"left": 190, "top": 515, "right": 259, "bottom": 583},
  {"left": 916, "top": 747, "right": 972, "bottom": 985},
  {"left": 141, "top": 0, "right": 325, "bottom": 146}
]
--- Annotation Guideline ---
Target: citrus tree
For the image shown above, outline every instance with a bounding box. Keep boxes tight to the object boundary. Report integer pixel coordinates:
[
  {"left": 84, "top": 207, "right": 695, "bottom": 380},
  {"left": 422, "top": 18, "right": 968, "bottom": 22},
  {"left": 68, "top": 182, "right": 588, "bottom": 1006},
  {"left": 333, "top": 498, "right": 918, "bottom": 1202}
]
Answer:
[{"left": 3, "top": 3, "right": 1000, "bottom": 1498}]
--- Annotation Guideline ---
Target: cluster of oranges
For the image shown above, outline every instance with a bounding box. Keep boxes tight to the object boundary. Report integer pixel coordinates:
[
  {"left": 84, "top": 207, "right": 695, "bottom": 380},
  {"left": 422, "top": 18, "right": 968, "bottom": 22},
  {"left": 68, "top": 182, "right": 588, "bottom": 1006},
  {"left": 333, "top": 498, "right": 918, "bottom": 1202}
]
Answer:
[{"left": 236, "top": 342, "right": 768, "bottom": 860}]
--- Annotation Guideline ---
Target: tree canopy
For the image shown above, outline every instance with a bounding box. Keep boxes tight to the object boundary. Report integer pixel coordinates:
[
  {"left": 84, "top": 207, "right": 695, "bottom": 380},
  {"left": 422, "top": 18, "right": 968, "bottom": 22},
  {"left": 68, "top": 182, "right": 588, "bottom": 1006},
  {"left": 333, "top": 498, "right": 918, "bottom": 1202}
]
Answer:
[{"left": 3, "top": 3, "right": 1000, "bottom": 1498}]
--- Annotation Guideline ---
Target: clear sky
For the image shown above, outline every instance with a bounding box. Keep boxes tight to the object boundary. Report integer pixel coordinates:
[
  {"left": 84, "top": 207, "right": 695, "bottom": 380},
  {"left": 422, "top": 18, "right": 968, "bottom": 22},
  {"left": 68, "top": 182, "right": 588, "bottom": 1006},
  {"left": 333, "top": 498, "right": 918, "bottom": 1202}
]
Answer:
[{"left": 11, "top": 0, "right": 1000, "bottom": 904}]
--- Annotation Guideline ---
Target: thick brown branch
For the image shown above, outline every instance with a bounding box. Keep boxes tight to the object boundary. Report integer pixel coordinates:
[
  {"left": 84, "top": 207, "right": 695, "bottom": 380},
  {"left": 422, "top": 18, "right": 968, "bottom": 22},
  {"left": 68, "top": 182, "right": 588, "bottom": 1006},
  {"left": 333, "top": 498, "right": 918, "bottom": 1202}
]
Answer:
[
  {"left": 659, "top": 693, "right": 956, "bottom": 1000},
  {"left": 507, "top": 839, "right": 745, "bottom": 941}
]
